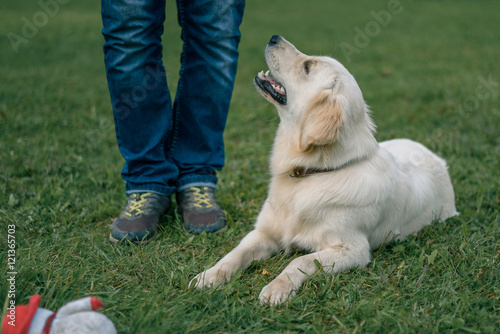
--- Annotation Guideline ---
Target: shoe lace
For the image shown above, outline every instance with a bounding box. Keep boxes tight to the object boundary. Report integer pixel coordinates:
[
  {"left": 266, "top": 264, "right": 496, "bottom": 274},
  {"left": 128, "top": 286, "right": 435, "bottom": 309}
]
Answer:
[
  {"left": 190, "top": 187, "right": 214, "bottom": 209},
  {"left": 125, "top": 192, "right": 152, "bottom": 217}
]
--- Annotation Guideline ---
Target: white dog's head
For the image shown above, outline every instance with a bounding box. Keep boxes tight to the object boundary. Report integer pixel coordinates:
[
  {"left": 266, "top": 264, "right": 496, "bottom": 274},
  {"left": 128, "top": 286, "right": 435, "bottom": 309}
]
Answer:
[{"left": 255, "top": 35, "right": 377, "bottom": 168}]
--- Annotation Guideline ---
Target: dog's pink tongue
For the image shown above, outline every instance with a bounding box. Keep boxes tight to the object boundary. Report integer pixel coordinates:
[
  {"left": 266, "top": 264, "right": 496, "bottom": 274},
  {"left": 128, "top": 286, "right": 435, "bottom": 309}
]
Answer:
[
  {"left": 265, "top": 77, "right": 285, "bottom": 96},
  {"left": 257, "top": 71, "right": 286, "bottom": 96}
]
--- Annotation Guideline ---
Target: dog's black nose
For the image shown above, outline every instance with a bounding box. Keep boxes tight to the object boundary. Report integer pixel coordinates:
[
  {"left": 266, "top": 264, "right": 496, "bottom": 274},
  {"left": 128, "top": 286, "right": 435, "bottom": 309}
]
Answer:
[{"left": 269, "top": 35, "right": 281, "bottom": 45}]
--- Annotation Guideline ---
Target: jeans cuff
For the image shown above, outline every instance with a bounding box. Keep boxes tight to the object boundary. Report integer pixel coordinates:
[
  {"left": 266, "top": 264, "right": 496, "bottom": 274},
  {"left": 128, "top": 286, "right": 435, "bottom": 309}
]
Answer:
[
  {"left": 175, "top": 173, "right": 218, "bottom": 192},
  {"left": 177, "top": 182, "right": 217, "bottom": 192},
  {"left": 125, "top": 182, "right": 174, "bottom": 197}
]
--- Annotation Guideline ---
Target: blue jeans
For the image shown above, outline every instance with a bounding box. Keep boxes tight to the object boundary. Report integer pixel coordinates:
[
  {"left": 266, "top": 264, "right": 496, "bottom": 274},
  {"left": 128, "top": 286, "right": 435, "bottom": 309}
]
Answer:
[{"left": 101, "top": 0, "right": 245, "bottom": 196}]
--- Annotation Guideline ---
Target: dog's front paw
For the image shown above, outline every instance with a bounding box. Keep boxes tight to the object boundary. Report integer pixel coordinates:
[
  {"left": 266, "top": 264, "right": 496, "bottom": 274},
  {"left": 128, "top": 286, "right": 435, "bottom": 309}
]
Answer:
[
  {"left": 259, "top": 279, "right": 297, "bottom": 305},
  {"left": 189, "top": 267, "right": 229, "bottom": 289}
]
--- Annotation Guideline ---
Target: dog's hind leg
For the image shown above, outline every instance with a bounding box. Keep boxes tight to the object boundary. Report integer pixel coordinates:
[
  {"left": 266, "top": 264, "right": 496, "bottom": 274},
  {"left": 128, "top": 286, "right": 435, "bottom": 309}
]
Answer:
[{"left": 259, "top": 240, "right": 371, "bottom": 305}]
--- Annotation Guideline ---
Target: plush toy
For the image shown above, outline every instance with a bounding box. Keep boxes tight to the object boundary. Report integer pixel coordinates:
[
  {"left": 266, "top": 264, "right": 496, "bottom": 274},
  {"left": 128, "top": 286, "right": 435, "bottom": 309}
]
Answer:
[{"left": 2, "top": 294, "right": 117, "bottom": 334}]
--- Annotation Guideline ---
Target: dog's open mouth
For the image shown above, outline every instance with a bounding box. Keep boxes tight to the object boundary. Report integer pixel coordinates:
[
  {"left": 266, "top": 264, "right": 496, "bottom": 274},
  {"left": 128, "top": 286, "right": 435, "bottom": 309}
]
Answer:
[{"left": 255, "top": 70, "right": 287, "bottom": 105}]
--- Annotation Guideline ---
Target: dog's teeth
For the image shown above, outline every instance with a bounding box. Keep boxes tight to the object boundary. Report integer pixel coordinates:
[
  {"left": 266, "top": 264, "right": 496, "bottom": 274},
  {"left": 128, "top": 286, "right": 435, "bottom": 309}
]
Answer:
[
  {"left": 265, "top": 70, "right": 270, "bottom": 77},
  {"left": 270, "top": 84, "right": 286, "bottom": 95},
  {"left": 258, "top": 71, "right": 265, "bottom": 79}
]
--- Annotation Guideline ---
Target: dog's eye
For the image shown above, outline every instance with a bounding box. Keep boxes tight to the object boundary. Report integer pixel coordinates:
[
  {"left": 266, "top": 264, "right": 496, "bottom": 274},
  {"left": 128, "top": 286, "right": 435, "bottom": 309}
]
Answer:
[{"left": 303, "top": 60, "right": 312, "bottom": 75}]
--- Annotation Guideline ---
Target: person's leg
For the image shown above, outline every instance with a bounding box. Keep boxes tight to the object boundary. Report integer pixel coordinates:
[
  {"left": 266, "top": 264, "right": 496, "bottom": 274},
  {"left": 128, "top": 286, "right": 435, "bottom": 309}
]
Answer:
[
  {"left": 172, "top": 0, "right": 245, "bottom": 234},
  {"left": 171, "top": 0, "right": 245, "bottom": 190},
  {"left": 102, "top": 0, "right": 178, "bottom": 196},
  {"left": 102, "top": 0, "right": 175, "bottom": 243}
]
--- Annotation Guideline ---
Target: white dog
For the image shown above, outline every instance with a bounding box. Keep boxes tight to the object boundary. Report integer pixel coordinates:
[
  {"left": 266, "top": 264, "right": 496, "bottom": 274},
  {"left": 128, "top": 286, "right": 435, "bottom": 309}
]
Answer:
[{"left": 191, "top": 35, "right": 457, "bottom": 305}]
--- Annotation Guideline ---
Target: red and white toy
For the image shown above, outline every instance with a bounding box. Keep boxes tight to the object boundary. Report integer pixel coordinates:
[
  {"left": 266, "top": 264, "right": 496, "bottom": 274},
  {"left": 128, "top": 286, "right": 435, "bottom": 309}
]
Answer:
[{"left": 2, "top": 295, "right": 117, "bottom": 334}]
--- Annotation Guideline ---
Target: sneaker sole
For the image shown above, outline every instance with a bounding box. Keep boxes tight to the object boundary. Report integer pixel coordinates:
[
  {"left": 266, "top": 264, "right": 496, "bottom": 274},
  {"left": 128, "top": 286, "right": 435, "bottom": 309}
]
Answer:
[
  {"left": 183, "top": 223, "right": 228, "bottom": 235},
  {"left": 109, "top": 231, "right": 157, "bottom": 245}
]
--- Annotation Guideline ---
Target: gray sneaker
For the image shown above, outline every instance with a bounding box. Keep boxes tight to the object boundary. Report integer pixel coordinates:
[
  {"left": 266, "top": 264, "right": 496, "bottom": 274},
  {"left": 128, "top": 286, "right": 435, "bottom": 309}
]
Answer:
[
  {"left": 109, "top": 192, "right": 171, "bottom": 244},
  {"left": 176, "top": 186, "right": 227, "bottom": 234}
]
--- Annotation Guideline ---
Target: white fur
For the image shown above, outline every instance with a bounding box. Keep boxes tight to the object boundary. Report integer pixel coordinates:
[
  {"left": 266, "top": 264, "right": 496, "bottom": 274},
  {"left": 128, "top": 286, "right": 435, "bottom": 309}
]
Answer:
[{"left": 191, "top": 36, "right": 457, "bottom": 305}]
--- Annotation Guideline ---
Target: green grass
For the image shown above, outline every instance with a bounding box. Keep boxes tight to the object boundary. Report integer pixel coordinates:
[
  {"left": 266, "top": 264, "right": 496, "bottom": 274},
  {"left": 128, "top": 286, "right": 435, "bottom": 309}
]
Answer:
[{"left": 1, "top": 0, "right": 499, "bottom": 333}]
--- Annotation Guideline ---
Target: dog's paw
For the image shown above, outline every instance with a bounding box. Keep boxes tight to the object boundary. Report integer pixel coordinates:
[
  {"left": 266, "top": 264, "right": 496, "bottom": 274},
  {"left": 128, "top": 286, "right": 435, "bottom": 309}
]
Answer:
[
  {"left": 189, "top": 267, "right": 229, "bottom": 290},
  {"left": 259, "top": 279, "right": 296, "bottom": 305}
]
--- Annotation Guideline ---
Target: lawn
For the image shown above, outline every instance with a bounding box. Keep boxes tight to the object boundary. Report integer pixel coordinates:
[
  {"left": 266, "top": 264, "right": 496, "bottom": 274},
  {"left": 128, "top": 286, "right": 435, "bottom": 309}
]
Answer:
[{"left": 1, "top": 0, "right": 499, "bottom": 333}]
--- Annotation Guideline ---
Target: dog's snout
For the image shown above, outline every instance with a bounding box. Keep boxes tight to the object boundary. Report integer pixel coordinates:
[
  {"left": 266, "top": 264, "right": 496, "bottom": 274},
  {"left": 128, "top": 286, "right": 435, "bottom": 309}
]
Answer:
[{"left": 269, "top": 35, "right": 281, "bottom": 46}]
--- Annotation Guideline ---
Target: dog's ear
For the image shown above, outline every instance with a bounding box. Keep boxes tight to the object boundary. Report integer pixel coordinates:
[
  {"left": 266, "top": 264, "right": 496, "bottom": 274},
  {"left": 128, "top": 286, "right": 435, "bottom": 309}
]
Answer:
[{"left": 299, "top": 91, "right": 343, "bottom": 151}]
